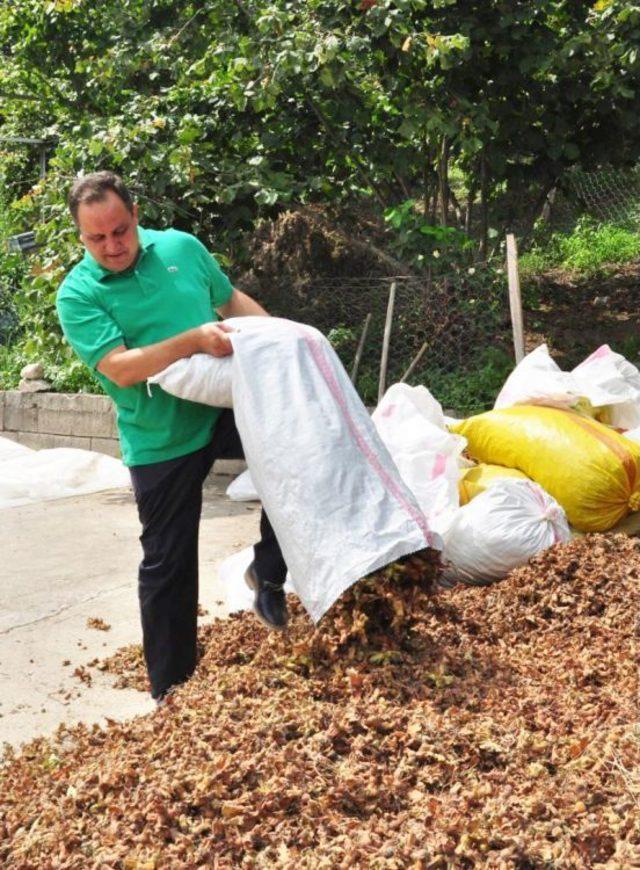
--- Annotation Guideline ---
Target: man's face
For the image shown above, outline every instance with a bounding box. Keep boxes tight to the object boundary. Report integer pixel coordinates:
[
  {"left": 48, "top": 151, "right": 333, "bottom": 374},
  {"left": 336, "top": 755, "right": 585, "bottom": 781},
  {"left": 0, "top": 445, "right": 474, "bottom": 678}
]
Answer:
[{"left": 77, "top": 191, "right": 140, "bottom": 273}]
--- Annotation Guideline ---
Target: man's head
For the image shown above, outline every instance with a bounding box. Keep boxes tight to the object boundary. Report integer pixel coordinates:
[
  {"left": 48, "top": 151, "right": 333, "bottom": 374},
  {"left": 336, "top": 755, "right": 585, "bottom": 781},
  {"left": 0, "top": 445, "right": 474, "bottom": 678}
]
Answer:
[{"left": 68, "top": 171, "right": 140, "bottom": 273}]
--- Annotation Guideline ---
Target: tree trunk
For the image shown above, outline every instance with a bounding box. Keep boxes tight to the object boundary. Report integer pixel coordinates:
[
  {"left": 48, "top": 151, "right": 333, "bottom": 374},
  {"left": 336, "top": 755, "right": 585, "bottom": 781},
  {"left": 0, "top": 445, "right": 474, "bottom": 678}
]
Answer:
[
  {"left": 479, "top": 150, "right": 489, "bottom": 259},
  {"left": 447, "top": 185, "right": 464, "bottom": 229},
  {"left": 465, "top": 177, "right": 478, "bottom": 236},
  {"left": 393, "top": 170, "right": 411, "bottom": 201},
  {"left": 540, "top": 186, "right": 557, "bottom": 223},
  {"left": 438, "top": 137, "right": 450, "bottom": 227},
  {"left": 422, "top": 136, "right": 438, "bottom": 224}
]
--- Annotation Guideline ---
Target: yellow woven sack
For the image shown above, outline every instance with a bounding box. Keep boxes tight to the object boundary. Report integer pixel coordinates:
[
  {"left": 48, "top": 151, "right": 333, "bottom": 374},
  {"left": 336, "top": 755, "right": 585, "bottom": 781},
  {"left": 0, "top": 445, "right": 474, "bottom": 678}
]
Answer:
[
  {"left": 451, "top": 405, "right": 640, "bottom": 532},
  {"left": 459, "top": 463, "right": 529, "bottom": 505}
]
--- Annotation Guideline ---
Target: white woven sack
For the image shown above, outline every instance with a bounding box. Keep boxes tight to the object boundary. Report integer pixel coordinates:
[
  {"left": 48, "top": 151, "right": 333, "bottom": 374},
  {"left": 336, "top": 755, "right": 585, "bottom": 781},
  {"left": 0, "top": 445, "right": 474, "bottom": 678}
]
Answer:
[
  {"left": 148, "top": 352, "right": 233, "bottom": 407},
  {"left": 372, "top": 383, "right": 467, "bottom": 535},
  {"left": 572, "top": 344, "right": 640, "bottom": 429},
  {"left": 442, "top": 478, "right": 570, "bottom": 586},
  {"left": 0, "top": 435, "right": 33, "bottom": 462},
  {"left": 0, "top": 448, "right": 130, "bottom": 510},
  {"left": 226, "top": 468, "right": 259, "bottom": 502},
  {"left": 494, "top": 343, "right": 581, "bottom": 411},
  {"left": 152, "top": 316, "right": 441, "bottom": 622}
]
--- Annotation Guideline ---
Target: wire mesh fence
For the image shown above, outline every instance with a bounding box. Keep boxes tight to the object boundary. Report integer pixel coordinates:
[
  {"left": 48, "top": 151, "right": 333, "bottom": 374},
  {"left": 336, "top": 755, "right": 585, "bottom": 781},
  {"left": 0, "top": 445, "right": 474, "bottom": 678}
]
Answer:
[
  {"left": 545, "top": 165, "right": 640, "bottom": 234},
  {"left": 268, "top": 262, "right": 514, "bottom": 415},
  {"left": 567, "top": 167, "right": 640, "bottom": 228}
]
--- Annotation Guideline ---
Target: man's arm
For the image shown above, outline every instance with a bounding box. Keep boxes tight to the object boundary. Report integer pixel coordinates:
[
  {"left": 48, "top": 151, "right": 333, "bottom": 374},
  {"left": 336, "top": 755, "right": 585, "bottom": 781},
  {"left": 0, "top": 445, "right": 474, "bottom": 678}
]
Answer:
[
  {"left": 98, "top": 289, "right": 265, "bottom": 388},
  {"left": 216, "top": 288, "right": 268, "bottom": 319},
  {"left": 97, "top": 322, "right": 233, "bottom": 388}
]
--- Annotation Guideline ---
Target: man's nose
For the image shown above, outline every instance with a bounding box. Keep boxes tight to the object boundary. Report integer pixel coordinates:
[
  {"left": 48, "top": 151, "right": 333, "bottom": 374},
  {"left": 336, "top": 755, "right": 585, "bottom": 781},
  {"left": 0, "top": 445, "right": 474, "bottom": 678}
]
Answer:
[{"left": 104, "top": 235, "right": 124, "bottom": 252}]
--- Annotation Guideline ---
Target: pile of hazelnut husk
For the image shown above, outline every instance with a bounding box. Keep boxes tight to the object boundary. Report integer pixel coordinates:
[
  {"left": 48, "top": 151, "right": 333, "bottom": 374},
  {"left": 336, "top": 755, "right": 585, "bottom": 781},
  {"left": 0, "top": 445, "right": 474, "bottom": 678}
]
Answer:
[{"left": 1, "top": 536, "right": 638, "bottom": 867}]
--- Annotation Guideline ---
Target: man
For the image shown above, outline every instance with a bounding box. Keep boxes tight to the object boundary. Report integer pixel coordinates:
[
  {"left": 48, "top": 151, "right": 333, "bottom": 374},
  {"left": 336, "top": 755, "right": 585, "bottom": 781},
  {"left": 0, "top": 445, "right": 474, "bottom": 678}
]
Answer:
[{"left": 56, "top": 171, "right": 287, "bottom": 703}]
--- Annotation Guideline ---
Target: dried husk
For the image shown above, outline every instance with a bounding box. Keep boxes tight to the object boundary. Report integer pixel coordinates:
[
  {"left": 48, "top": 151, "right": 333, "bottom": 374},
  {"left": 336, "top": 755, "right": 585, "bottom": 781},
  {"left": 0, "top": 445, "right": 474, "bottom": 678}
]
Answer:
[{"left": 1, "top": 535, "right": 638, "bottom": 868}]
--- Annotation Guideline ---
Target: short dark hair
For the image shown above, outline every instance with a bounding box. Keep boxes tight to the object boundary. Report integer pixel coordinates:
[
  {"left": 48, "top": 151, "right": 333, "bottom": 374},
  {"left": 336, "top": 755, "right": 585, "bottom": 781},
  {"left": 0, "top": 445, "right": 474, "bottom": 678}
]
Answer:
[{"left": 68, "top": 171, "right": 134, "bottom": 224}]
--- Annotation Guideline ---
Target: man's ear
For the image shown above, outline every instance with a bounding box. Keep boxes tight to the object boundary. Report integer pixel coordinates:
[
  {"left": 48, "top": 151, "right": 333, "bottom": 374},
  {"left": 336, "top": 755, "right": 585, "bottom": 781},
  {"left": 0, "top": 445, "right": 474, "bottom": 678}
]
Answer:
[{"left": 132, "top": 202, "right": 139, "bottom": 222}]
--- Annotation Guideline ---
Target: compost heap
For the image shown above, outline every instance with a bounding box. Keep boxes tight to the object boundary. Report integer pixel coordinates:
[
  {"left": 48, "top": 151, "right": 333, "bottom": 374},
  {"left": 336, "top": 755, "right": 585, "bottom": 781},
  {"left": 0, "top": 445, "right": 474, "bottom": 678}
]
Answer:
[{"left": 2, "top": 536, "right": 639, "bottom": 867}]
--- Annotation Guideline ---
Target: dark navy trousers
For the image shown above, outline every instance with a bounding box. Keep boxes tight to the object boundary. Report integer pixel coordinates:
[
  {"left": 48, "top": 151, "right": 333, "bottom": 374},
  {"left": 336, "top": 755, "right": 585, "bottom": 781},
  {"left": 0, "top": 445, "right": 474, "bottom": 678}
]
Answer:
[{"left": 129, "top": 410, "right": 286, "bottom": 699}]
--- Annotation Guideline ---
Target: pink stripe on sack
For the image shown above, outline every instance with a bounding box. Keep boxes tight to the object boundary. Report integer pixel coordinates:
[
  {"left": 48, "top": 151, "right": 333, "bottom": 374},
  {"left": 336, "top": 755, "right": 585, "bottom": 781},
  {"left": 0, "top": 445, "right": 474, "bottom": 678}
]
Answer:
[
  {"left": 581, "top": 344, "right": 611, "bottom": 365},
  {"left": 299, "top": 330, "right": 434, "bottom": 546},
  {"left": 431, "top": 453, "right": 447, "bottom": 480}
]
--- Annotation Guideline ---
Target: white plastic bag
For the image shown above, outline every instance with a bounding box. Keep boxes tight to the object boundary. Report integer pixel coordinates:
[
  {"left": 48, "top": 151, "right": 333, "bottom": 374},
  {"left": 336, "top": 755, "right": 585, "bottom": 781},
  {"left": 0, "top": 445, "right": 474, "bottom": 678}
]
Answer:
[
  {"left": 372, "top": 383, "right": 467, "bottom": 535},
  {"left": 148, "top": 352, "right": 233, "bottom": 407},
  {"left": 494, "top": 343, "right": 640, "bottom": 430},
  {"left": 226, "top": 468, "right": 259, "bottom": 502},
  {"left": 218, "top": 545, "right": 294, "bottom": 613},
  {"left": 442, "top": 478, "right": 570, "bottom": 586},
  {"left": 153, "top": 316, "right": 441, "bottom": 622},
  {"left": 494, "top": 344, "right": 580, "bottom": 411},
  {"left": 572, "top": 344, "right": 640, "bottom": 429}
]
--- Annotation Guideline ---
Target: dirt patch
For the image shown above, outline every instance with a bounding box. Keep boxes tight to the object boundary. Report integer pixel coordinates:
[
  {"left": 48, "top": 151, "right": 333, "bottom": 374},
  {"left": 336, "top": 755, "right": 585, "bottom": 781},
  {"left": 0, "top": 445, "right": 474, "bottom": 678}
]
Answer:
[
  {"left": 236, "top": 206, "right": 408, "bottom": 317},
  {"left": 523, "top": 261, "right": 640, "bottom": 366}
]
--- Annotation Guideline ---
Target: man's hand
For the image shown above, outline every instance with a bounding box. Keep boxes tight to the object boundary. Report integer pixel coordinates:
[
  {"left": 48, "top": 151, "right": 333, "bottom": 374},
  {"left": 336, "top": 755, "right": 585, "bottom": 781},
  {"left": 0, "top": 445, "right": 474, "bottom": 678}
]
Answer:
[
  {"left": 98, "top": 321, "right": 235, "bottom": 387},
  {"left": 197, "top": 321, "right": 235, "bottom": 357}
]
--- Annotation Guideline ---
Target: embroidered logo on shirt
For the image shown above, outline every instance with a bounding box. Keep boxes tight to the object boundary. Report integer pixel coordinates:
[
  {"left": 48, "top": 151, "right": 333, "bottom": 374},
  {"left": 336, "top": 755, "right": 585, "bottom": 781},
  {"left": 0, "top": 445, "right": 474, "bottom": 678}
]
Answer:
[{"left": 167, "top": 265, "right": 179, "bottom": 273}]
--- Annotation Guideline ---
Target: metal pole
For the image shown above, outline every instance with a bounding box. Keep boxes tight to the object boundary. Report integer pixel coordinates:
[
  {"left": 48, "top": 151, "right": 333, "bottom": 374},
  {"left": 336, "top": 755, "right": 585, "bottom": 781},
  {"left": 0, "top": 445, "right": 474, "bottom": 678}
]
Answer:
[
  {"left": 39, "top": 147, "right": 47, "bottom": 180},
  {"left": 378, "top": 281, "right": 396, "bottom": 404},
  {"left": 350, "top": 312, "right": 372, "bottom": 384},
  {"left": 506, "top": 233, "right": 525, "bottom": 363}
]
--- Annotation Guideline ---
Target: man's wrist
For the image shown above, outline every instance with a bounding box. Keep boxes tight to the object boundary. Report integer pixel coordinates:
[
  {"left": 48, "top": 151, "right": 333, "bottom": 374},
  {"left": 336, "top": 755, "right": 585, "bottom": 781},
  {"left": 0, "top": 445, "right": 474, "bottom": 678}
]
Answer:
[{"left": 176, "top": 326, "right": 202, "bottom": 357}]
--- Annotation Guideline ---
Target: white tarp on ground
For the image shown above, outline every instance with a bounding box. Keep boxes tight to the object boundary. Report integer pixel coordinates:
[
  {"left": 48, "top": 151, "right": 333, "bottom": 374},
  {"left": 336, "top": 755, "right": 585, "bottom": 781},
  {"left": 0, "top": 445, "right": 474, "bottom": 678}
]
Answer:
[
  {"left": 0, "top": 436, "right": 130, "bottom": 510},
  {"left": 151, "top": 316, "right": 441, "bottom": 623}
]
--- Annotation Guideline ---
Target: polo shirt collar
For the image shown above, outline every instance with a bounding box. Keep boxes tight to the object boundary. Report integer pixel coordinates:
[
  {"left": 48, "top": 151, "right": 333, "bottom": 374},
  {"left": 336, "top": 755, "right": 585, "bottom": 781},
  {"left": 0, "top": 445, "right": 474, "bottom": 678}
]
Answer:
[{"left": 83, "top": 226, "right": 155, "bottom": 281}]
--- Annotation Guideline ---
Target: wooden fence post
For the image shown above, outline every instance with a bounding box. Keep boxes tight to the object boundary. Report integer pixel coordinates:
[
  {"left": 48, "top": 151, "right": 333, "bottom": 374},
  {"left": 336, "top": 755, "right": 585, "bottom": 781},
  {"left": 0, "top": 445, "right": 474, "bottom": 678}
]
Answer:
[
  {"left": 506, "top": 233, "right": 525, "bottom": 363},
  {"left": 401, "top": 341, "right": 428, "bottom": 383},
  {"left": 350, "top": 312, "right": 372, "bottom": 384},
  {"left": 378, "top": 281, "right": 396, "bottom": 404}
]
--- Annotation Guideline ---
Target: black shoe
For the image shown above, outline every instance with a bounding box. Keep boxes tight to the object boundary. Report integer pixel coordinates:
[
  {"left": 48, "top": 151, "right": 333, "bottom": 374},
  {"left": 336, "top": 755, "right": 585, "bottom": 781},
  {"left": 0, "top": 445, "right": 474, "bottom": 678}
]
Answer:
[
  {"left": 154, "top": 685, "right": 177, "bottom": 709},
  {"left": 244, "top": 562, "right": 288, "bottom": 630}
]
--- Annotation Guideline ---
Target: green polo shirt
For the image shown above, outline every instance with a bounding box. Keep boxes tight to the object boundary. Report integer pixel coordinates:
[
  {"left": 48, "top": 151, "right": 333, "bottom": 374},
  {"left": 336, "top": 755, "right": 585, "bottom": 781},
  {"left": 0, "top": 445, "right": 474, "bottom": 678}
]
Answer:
[{"left": 56, "top": 226, "right": 233, "bottom": 466}]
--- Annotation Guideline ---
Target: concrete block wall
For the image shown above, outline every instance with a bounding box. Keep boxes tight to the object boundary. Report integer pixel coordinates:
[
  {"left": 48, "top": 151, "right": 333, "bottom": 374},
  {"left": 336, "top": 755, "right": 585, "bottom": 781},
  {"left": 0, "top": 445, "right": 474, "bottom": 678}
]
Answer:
[{"left": 0, "top": 391, "right": 120, "bottom": 456}]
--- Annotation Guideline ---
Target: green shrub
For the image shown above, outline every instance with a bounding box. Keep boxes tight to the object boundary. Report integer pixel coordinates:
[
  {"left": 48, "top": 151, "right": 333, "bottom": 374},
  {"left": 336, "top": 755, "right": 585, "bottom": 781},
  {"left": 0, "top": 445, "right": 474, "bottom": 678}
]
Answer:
[
  {"left": 350, "top": 346, "right": 513, "bottom": 415},
  {"left": 0, "top": 344, "right": 29, "bottom": 390},
  {"left": 418, "top": 346, "right": 514, "bottom": 416},
  {"left": 0, "top": 200, "right": 30, "bottom": 347},
  {"left": 384, "top": 199, "right": 474, "bottom": 272},
  {"left": 0, "top": 342, "right": 102, "bottom": 393}
]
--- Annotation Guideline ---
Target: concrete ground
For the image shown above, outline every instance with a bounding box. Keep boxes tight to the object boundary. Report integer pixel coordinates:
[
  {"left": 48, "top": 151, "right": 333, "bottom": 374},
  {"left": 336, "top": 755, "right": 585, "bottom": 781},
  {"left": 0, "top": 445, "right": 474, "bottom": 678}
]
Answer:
[{"left": 0, "top": 473, "right": 259, "bottom": 751}]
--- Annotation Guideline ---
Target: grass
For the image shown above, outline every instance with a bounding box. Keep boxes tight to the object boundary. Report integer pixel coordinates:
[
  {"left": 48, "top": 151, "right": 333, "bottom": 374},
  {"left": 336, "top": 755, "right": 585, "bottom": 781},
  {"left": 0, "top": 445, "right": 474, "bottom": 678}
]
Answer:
[{"left": 521, "top": 218, "right": 640, "bottom": 280}]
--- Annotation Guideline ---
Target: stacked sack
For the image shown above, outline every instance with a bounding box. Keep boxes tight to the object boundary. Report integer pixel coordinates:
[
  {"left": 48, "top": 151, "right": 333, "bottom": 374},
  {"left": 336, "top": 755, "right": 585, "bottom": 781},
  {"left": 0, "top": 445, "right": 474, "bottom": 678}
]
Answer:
[
  {"left": 376, "top": 342, "right": 640, "bottom": 586},
  {"left": 210, "top": 338, "right": 640, "bottom": 592},
  {"left": 371, "top": 384, "right": 572, "bottom": 586},
  {"left": 451, "top": 405, "right": 640, "bottom": 532}
]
